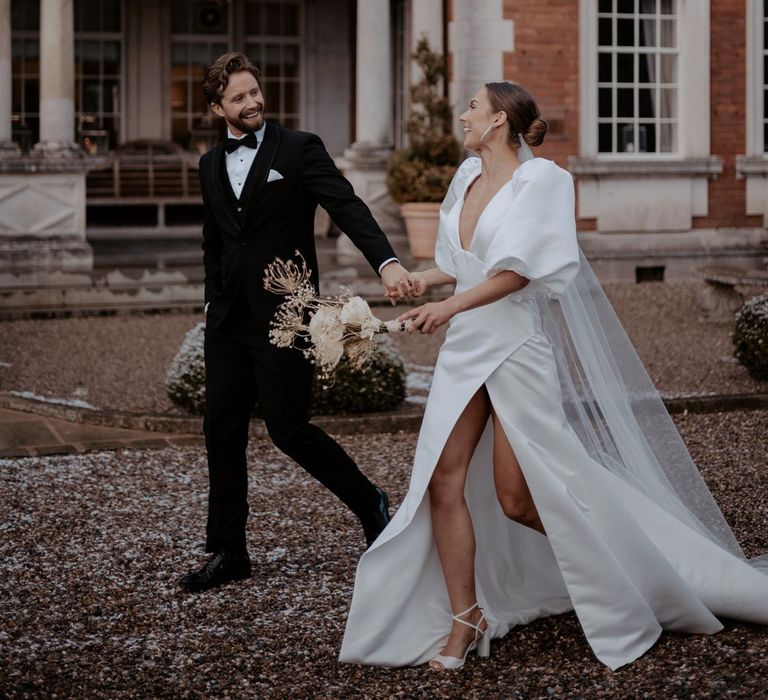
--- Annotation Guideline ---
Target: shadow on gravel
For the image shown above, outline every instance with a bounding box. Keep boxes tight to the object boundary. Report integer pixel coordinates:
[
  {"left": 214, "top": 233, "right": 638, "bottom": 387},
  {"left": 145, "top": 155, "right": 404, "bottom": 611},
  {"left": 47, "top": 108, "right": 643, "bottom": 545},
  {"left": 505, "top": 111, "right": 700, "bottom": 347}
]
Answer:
[{"left": 1, "top": 416, "right": 767, "bottom": 698}]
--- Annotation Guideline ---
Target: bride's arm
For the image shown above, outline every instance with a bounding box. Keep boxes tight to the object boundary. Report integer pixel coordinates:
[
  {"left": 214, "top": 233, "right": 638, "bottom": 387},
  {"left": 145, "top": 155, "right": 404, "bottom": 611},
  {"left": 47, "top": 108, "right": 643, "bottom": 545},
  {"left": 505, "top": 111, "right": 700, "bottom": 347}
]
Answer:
[
  {"left": 412, "top": 267, "right": 456, "bottom": 293},
  {"left": 386, "top": 267, "right": 454, "bottom": 302},
  {"left": 398, "top": 270, "right": 529, "bottom": 334}
]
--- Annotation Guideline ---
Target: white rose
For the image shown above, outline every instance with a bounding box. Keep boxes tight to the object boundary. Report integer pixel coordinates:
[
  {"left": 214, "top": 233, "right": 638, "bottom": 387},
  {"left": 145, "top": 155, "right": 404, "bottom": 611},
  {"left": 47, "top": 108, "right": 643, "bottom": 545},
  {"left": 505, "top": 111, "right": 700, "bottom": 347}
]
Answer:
[
  {"left": 308, "top": 306, "right": 343, "bottom": 344},
  {"left": 340, "top": 296, "right": 374, "bottom": 326},
  {"left": 315, "top": 337, "right": 344, "bottom": 369}
]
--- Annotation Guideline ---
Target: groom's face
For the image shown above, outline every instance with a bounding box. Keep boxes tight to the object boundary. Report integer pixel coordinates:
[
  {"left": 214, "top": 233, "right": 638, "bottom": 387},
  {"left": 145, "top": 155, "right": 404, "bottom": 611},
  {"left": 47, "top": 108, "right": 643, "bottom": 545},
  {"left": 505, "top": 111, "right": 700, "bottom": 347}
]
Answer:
[{"left": 210, "top": 70, "right": 265, "bottom": 136}]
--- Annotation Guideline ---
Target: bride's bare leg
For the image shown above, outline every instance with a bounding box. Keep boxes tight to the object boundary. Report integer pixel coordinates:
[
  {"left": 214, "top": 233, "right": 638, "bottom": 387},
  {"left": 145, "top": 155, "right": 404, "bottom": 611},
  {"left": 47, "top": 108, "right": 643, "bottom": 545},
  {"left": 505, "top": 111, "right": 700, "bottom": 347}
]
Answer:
[
  {"left": 428, "top": 388, "right": 490, "bottom": 670},
  {"left": 491, "top": 406, "right": 545, "bottom": 535}
]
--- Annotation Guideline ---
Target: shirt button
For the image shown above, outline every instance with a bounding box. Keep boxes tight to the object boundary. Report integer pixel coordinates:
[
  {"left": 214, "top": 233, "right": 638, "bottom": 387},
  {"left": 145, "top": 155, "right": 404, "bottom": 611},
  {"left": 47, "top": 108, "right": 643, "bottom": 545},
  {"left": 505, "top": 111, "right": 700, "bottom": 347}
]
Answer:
[
  {"left": 237, "top": 206, "right": 242, "bottom": 212},
  {"left": 240, "top": 238, "right": 247, "bottom": 246}
]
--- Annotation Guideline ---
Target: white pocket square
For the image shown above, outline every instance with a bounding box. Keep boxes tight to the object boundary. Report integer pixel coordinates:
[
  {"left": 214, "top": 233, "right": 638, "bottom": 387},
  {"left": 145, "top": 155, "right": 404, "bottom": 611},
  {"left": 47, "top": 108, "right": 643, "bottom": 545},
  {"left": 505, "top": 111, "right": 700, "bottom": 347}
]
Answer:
[{"left": 267, "top": 169, "right": 284, "bottom": 182}]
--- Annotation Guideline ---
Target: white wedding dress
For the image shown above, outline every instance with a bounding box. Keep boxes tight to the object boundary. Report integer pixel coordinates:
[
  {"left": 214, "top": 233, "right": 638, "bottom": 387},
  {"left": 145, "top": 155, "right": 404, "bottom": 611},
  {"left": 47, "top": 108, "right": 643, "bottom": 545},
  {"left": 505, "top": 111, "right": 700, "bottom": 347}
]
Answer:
[{"left": 340, "top": 156, "right": 768, "bottom": 670}]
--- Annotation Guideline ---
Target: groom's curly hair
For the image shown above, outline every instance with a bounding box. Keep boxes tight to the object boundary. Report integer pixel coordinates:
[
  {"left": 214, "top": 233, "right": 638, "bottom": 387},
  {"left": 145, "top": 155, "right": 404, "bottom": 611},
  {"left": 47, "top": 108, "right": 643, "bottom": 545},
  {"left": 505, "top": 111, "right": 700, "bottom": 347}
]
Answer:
[{"left": 203, "top": 52, "right": 262, "bottom": 105}]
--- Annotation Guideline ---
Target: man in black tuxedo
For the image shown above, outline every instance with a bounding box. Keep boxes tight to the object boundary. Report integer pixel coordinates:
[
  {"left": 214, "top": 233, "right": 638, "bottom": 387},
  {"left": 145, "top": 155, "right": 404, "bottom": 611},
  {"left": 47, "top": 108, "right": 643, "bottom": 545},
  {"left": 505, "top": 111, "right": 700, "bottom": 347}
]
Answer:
[{"left": 180, "top": 52, "right": 413, "bottom": 592}]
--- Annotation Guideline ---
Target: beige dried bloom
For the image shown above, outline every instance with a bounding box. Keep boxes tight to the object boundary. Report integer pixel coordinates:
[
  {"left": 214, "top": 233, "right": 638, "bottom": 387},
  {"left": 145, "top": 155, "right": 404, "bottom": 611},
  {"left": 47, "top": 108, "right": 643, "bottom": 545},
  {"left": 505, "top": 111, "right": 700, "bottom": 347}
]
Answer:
[
  {"left": 264, "top": 250, "right": 313, "bottom": 296},
  {"left": 264, "top": 254, "right": 411, "bottom": 383}
]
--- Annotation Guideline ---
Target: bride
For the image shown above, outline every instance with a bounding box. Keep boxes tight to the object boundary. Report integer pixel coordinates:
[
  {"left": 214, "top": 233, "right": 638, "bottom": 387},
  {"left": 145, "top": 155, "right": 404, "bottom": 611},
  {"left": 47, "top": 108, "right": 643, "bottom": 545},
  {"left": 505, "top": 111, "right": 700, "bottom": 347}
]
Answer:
[{"left": 339, "top": 81, "right": 768, "bottom": 671}]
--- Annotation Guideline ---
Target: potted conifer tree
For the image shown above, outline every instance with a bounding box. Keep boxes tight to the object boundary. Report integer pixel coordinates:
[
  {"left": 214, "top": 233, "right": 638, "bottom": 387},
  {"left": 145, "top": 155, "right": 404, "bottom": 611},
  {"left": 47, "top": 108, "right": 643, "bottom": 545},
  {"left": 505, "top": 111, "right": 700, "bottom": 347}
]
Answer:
[{"left": 386, "top": 37, "right": 460, "bottom": 259}]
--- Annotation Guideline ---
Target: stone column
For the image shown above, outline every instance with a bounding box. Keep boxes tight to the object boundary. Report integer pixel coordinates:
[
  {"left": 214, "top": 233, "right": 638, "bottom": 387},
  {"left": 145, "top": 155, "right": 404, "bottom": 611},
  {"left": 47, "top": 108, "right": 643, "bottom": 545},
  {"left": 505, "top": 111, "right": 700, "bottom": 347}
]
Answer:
[
  {"left": 449, "top": 0, "right": 514, "bottom": 143},
  {"left": 125, "top": 0, "right": 171, "bottom": 141},
  {"left": 34, "top": 0, "right": 81, "bottom": 157},
  {"left": 0, "top": 0, "right": 91, "bottom": 276},
  {"left": 337, "top": 0, "right": 402, "bottom": 255},
  {"left": 0, "top": 0, "right": 19, "bottom": 156},
  {"left": 411, "top": 0, "right": 443, "bottom": 84},
  {"left": 349, "top": 0, "right": 393, "bottom": 158}
]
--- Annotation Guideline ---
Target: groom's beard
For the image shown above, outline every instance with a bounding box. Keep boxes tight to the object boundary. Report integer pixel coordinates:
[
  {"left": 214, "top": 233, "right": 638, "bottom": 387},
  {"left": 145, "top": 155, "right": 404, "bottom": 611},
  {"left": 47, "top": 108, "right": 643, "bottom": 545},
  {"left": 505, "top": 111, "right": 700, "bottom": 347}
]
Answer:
[{"left": 227, "top": 106, "right": 265, "bottom": 135}]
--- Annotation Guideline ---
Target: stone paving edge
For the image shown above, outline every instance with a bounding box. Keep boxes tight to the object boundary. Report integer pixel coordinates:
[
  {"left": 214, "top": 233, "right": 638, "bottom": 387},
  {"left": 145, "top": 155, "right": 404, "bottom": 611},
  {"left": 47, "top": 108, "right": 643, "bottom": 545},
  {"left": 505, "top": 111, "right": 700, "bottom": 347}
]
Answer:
[{"left": 1, "top": 391, "right": 767, "bottom": 460}]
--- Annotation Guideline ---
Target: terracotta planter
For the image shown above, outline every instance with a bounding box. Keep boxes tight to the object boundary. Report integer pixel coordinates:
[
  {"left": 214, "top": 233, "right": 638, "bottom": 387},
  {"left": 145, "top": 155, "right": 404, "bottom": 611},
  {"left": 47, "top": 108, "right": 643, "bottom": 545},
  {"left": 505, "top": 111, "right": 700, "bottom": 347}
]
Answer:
[{"left": 400, "top": 202, "right": 441, "bottom": 259}]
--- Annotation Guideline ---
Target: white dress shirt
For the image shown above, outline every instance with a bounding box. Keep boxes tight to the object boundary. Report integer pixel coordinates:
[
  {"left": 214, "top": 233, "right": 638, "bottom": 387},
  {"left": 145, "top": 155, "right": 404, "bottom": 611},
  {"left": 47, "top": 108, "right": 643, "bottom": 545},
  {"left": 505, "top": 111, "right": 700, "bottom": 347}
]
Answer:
[{"left": 225, "top": 124, "right": 266, "bottom": 199}]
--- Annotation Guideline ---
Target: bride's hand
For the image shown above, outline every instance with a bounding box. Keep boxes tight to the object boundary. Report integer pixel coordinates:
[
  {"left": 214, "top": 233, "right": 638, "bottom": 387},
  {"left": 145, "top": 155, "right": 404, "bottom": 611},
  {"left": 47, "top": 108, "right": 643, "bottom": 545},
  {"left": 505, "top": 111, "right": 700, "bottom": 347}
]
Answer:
[
  {"left": 408, "top": 272, "right": 429, "bottom": 299},
  {"left": 397, "top": 299, "right": 456, "bottom": 334},
  {"left": 385, "top": 272, "right": 427, "bottom": 303}
]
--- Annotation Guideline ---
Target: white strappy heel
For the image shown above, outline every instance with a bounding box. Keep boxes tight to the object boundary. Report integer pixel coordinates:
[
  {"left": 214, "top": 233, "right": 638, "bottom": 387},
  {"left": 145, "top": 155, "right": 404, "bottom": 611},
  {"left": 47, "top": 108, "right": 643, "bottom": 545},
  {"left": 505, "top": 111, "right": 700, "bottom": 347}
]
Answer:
[{"left": 429, "top": 602, "right": 491, "bottom": 670}]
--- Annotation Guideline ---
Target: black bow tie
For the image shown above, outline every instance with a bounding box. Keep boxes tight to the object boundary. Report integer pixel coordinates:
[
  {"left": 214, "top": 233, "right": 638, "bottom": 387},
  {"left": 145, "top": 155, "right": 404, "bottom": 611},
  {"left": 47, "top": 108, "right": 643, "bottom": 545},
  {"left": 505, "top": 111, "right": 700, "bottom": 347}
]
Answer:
[{"left": 224, "top": 132, "right": 259, "bottom": 154}]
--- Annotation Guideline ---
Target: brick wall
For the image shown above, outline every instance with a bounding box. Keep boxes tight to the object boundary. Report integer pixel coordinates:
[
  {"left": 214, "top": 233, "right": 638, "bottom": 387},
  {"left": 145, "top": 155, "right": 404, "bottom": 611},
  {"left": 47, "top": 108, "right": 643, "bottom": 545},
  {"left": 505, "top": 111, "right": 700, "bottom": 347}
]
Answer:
[
  {"left": 500, "top": 1, "right": 592, "bottom": 227},
  {"left": 501, "top": 0, "right": 580, "bottom": 169},
  {"left": 445, "top": 1, "right": 759, "bottom": 232},
  {"left": 695, "top": 0, "right": 762, "bottom": 229}
]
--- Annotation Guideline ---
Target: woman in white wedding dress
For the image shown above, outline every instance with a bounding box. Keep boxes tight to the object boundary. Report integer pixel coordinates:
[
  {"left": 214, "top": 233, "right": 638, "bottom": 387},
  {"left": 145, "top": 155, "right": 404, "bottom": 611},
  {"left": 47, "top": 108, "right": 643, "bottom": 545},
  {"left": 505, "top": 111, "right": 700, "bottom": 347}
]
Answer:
[{"left": 339, "top": 82, "right": 768, "bottom": 671}]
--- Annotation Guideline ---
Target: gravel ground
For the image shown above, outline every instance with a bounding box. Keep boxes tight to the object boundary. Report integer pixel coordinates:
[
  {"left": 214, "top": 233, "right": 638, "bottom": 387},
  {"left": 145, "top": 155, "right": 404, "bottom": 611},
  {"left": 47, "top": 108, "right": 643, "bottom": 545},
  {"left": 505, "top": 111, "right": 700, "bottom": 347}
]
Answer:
[
  {"left": 1, "top": 411, "right": 767, "bottom": 698},
  {"left": 0, "top": 281, "right": 767, "bottom": 415}
]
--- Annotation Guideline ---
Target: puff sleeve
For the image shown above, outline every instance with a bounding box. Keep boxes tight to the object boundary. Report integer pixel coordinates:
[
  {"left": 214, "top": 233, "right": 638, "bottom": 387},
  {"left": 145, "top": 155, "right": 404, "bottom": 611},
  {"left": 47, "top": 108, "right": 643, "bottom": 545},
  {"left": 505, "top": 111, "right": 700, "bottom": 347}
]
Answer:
[
  {"left": 434, "top": 157, "right": 481, "bottom": 278},
  {"left": 482, "top": 159, "right": 579, "bottom": 297}
]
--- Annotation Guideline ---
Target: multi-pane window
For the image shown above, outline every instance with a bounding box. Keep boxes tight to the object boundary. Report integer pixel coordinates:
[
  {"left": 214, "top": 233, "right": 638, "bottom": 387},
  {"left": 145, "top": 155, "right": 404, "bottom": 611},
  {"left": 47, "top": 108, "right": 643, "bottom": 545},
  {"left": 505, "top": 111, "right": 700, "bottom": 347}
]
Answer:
[
  {"left": 10, "top": 0, "right": 40, "bottom": 151},
  {"left": 170, "top": 1, "right": 229, "bottom": 147},
  {"left": 11, "top": 0, "right": 122, "bottom": 152},
  {"left": 597, "top": 0, "right": 678, "bottom": 154},
  {"left": 74, "top": 0, "right": 123, "bottom": 152},
  {"left": 244, "top": 0, "right": 302, "bottom": 130}
]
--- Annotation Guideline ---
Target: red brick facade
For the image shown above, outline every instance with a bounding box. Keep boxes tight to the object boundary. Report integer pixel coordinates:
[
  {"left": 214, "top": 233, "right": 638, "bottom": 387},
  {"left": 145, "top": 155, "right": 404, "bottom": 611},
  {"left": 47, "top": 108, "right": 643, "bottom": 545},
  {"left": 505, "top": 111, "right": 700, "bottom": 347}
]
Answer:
[
  {"left": 501, "top": 0, "right": 580, "bottom": 169},
  {"left": 447, "top": 1, "right": 762, "bottom": 232},
  {"left": 695, "top": 0, "right": 762, "bottom": 229}
]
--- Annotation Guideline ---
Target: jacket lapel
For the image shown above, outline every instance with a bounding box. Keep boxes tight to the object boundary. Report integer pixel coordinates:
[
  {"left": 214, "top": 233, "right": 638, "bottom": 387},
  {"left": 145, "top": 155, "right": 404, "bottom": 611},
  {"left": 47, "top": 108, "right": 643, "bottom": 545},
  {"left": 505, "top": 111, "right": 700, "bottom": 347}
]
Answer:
[
  {"left": 240, "top": 121, "right": 280, "bottom": 230},
  {"left": 207, "top": 143, "right": 241, "bottom": 233}
]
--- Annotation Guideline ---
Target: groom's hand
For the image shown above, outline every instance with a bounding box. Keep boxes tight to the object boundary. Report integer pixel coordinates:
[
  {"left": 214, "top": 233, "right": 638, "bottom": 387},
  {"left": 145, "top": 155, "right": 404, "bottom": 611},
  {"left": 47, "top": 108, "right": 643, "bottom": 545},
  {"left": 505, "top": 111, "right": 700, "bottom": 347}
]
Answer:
[{"left": 380, "top": 261, "right": 414, "bottom": 305}]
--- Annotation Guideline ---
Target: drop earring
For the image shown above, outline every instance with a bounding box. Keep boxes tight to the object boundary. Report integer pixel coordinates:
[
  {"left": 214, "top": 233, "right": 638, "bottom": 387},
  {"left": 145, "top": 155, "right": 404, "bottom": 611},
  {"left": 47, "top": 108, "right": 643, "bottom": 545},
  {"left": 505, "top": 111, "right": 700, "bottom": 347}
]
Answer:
[{"left": 479, "top": 122, "right": 498, "bottom": 143}]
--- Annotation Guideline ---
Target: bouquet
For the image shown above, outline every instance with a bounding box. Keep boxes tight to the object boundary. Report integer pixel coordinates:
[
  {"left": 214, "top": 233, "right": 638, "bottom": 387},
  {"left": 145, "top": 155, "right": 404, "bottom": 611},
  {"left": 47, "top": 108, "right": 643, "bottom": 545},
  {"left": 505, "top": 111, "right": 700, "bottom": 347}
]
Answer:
[{"left": 264, "top": 251, "right": 412, "bottom": 384}]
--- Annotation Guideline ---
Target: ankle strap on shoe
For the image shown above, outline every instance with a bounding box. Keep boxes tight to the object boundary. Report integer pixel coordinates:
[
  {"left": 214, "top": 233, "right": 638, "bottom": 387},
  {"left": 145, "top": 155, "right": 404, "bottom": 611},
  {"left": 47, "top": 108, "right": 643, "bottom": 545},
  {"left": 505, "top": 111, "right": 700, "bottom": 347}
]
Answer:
[{"left": 452, "top": 602, "right": 482, "bottom": 631}]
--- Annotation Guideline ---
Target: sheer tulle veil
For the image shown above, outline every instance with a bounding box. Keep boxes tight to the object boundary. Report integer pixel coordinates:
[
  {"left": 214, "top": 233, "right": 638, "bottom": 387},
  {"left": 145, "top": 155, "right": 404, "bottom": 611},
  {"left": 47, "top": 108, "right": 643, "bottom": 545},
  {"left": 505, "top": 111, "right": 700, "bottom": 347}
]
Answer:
[{"left": 444, "top": 137, "right": 768, "bottom": 573}]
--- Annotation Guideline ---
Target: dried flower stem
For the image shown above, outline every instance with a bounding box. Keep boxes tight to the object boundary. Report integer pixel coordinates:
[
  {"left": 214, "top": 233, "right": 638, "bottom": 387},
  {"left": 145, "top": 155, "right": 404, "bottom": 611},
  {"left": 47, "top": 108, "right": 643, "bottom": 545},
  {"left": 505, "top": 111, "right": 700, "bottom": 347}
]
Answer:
[{"left": 264, "top": 254, "right": 410, "bottom": 384}]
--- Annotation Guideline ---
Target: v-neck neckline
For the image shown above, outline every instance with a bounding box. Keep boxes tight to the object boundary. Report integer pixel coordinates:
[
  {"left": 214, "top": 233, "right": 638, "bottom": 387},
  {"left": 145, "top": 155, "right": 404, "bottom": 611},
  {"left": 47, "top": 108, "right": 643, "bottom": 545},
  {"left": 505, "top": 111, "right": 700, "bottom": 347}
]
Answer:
[{"left": 456, "top": 160, "right": 530, "bottom": 253}]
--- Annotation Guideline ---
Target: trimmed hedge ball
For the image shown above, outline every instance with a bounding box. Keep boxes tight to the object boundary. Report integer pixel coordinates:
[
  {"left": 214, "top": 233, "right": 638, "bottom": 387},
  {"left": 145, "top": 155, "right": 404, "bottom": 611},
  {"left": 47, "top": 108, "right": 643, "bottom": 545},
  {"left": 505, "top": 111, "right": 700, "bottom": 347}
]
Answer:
[
  {"left": 166, "top": 322, "right": 406, "bottom": 415},
  {"left": 733, "top": 293, "right": 768, "bottom": 380},
  {"left": 166, "top": 322, "right": 206, "bottom": 415}
]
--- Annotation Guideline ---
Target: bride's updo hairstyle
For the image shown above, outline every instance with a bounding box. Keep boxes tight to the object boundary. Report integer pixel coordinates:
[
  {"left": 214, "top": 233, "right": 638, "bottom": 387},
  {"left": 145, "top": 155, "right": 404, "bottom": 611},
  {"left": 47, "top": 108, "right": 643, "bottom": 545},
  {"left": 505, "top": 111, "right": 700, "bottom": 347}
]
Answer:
[{"left": 484, "top": 82, "right": 548, "bottom": 149}]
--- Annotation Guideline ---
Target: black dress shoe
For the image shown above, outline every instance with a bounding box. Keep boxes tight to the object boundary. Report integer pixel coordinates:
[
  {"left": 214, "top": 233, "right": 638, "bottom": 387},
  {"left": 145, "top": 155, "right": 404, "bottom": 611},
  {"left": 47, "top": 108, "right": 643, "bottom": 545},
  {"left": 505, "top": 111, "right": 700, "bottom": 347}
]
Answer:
[
  {"left": 360, "top": 486, "right": 391, "bottom": 548},
  {"left": 179, "top": 550, "right": 252, "bottom": 593}
]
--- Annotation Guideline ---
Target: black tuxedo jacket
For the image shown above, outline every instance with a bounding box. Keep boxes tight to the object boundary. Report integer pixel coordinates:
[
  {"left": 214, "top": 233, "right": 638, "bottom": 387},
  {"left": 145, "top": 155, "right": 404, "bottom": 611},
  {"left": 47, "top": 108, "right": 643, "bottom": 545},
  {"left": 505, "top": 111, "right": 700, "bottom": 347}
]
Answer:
[{"left": 198, "top": 122, "right": 397, "bottom": 332}]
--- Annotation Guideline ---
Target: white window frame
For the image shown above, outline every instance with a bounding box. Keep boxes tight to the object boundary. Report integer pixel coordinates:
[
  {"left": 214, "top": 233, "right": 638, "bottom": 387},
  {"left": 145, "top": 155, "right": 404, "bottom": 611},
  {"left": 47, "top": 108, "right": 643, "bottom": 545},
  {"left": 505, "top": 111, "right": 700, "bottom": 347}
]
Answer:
[
  {"left": 169, "top": 0, "right": 231, "bottom": 148},
  {"left": 745, "top": 0, "right": 766, "bottom": 157},
  {"left": 579, "top": 0, "right": 710, "bottom": 160},
  {"left": 740, "top": 0, "right": 768, "bottom": 221},
  {"left": 243, "top": 0, "right": 304, "bottom": 132}
]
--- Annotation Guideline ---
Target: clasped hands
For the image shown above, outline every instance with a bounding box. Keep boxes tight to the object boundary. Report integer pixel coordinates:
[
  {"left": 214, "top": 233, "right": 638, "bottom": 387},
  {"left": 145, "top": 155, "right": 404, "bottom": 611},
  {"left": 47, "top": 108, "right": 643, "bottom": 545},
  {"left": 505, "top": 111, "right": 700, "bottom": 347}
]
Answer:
[{"left": 380, "top": 262, "right": 455, "bottom": 335}]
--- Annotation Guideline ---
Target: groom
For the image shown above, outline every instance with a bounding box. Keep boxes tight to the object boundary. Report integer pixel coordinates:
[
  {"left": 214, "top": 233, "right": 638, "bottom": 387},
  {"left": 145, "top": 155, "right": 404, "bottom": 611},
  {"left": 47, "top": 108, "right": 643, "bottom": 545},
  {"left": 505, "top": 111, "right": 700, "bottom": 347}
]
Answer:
[{"left": 179, "top": 52, "right": 412, "bottom": 592}]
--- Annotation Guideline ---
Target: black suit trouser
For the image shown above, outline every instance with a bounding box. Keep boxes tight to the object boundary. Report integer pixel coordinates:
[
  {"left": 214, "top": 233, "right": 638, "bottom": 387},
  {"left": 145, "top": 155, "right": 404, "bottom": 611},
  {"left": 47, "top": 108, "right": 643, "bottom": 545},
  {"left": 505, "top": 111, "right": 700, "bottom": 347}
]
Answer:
[{"left": 202, "top": 304, "right": 380, "bottom": 554}]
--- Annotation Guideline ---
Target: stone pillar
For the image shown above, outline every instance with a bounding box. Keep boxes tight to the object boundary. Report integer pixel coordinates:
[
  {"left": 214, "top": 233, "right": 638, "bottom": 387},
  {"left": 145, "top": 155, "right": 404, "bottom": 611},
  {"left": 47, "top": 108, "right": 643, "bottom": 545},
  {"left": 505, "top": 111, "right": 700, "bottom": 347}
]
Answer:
[
  {"left": 0, "top": 0, "right": 91, "bottom": 276},
  {"left": 337, "top": 0, "right": 402, "bottom": 258},
  {"left": 0, "top": 0, "right": 19, "bottom": 156},
  {"left": 34, "top": 0, "right": 81, "bottom": 157},
  {"left": 350, "top": 0, "right": 393, "bottom": 157},
  {"left": 125, "top": 0, "right": 171, "bottom": 141},
  {"left": 449, "top": 0, "right": 514, "bottom": 143},
  {"left": 0, "top": 157, "right": 93, "bottom": 275},
  {"left": 411, "top": 0, "right": 443, "bottom": 84}
]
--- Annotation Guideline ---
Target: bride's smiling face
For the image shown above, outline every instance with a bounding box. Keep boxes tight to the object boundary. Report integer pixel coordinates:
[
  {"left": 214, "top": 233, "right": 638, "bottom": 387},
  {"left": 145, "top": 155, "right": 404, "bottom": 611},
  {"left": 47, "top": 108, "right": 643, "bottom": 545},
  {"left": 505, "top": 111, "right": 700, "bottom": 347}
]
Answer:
[{"left": 459, "top": 87, "right": 504, "bottom": 150}]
